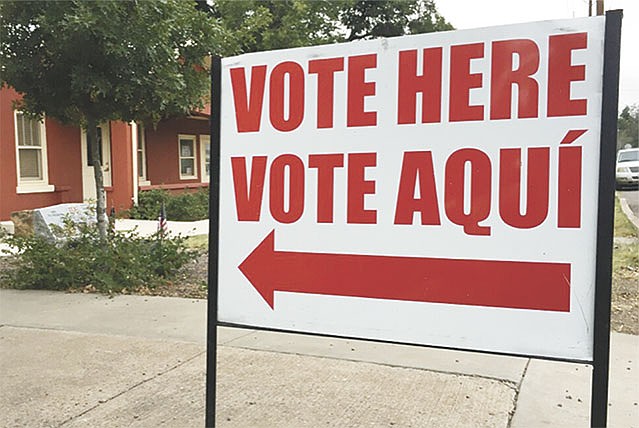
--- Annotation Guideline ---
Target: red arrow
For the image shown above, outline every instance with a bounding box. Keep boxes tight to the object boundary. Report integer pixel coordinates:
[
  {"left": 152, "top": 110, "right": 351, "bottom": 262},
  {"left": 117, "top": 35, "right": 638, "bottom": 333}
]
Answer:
[{"left": 239, "top": 230, "right": 570, "bottom": 312}]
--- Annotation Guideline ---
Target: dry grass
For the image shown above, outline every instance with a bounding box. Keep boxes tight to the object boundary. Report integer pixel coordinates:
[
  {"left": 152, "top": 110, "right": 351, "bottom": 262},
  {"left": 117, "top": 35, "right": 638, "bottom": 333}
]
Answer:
[{"left": 611, "top": 194, "right": 638, "bottom": 334}]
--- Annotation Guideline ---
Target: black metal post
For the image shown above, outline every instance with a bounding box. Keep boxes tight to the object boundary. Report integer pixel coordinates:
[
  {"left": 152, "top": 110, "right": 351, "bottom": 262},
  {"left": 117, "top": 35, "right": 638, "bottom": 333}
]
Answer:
[
  {"left": 591, "top": 9, "right": 622, "bottom": 428},
  {"left": 205, "top": 56, "right": 223, "bottom": 428}
]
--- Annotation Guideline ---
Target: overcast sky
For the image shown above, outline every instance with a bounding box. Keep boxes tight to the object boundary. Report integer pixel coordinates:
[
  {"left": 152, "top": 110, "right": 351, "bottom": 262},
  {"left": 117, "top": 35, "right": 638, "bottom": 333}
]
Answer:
[{"left": 435, "top": 0, "right": 638, "bottom": 110}]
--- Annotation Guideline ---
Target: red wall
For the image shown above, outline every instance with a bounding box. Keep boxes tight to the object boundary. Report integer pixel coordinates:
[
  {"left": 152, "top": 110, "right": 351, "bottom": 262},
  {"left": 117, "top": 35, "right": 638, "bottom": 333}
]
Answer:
[
  {"left": 0, "top": 85, "right": 204, "bottom": 221},
  {"left": 44, "top": 117, "right": 83, "bottom": 201},
  {"left": 145, "top": 117, "right": 210, "bottom": 187},
  {"left": 108, "top": 121, "right": 134, "bottom": 213},
  {"left": 0, "top": 87, "right": 83, "bottom": 221}
]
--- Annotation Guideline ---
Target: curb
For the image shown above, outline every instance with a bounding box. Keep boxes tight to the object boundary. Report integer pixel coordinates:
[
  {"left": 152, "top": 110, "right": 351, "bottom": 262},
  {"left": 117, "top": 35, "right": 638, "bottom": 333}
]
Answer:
[{"left": 619, "top": 195, "right": 639, "bottom": 231}]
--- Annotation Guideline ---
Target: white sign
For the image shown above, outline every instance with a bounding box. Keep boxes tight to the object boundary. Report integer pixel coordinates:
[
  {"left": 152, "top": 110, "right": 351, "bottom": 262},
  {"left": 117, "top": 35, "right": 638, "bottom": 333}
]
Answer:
[{"left": 218, "top": 16, "right": 606, "bottom": 361}]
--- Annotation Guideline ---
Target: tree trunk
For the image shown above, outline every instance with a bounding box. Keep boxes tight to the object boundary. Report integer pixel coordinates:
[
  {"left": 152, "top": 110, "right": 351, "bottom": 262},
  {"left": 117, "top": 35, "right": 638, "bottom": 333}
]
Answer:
[{"left": 86, "top": 117, "right": 108, "bottom": 241}]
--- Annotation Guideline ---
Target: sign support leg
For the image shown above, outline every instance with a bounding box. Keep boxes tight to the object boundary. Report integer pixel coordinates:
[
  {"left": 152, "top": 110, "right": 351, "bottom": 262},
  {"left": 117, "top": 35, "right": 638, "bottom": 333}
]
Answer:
[
  {"left": 591, "top": 9, "right": 622, "bottom": 428},
  {"left": 205, "top": 56, "right": 223, "bottom": 428}
]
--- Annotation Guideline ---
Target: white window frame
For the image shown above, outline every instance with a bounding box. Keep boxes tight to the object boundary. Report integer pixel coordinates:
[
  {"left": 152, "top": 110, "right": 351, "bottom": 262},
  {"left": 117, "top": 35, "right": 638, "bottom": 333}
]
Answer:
[
  {"left": 137, "top": 123, "right": 150, "bottom": 186},
  {"left": 178, "top": 134, "right": 198, "bottom": 180},
  {"left": 200, "top": 134, "right": 210, "bottom": 183},
  {"left": 14, "top": 111, "right": 54, "bottom": 194}
]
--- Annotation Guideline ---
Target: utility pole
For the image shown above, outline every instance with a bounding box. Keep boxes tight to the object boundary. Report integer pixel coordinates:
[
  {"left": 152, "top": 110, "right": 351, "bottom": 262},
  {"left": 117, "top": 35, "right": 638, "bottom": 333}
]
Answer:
[{"left": 597, "top": 0, "right": 604, "bottom": 15}]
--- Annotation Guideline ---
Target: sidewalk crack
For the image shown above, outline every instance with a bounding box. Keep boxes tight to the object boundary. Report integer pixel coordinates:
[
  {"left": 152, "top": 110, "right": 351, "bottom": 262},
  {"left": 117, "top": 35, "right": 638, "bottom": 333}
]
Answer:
[
  {"left": 57, "top": 349, "right": 205, "bottom": 427},
  {"left": 218, "top": 329, "right": 257, "bottom": 346},
  {"left": 507, "top": 358, "right": 531, "bottom": 427},
  {"left": 219, "top": 343, "right": 521, "bottom": 386}
]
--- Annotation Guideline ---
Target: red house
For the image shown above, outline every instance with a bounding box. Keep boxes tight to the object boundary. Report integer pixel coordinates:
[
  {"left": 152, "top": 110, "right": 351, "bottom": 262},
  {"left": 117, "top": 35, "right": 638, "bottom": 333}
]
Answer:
[{"left": 0, "top": 86, "right": 211, "bottom": 222}]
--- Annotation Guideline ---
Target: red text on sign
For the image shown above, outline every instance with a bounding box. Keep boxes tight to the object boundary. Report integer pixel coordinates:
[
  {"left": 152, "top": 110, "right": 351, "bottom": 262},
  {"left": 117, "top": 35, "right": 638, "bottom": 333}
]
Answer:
[
  {"left": 230, "top": 54, "right": 378, "bottom": 133},
  {"left": 230, "top": 138, "right": 583, "bottom": 235},
  {"left": 231, "top": 153, "right": 378, "bottom": 225},
  {"left": 397, "top": 33, "right": 588, "bottom": 124}
]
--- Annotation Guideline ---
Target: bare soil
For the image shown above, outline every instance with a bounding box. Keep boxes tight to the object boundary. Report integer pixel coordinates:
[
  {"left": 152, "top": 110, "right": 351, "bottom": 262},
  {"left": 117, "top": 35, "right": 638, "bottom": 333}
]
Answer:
[
  {"left": 133, "top": 253, "right": 209, "bottom": 299},
  {"left": 612, "top": 274, "right": 638, "bottom": 335},
  {"left": 611, "top": 238, "right": 639, "bottom": 335}
]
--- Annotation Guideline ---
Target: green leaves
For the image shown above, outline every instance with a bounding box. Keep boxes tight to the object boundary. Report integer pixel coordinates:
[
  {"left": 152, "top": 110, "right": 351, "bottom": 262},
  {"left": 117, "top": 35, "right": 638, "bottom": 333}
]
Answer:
[
  {"left": 0, "top": 0, "right": 454, "bottom": 126},
  {"left": 214, "top": 0, "right": 343, "bottom": 52},
  {"left": 617, "top": 105, "right": 638, "bottom": 150},
  {"left": 0, "top": 0, "right": 231, "bottom": 127},
  {"left": 0, "top": 219, "right": 197, "bottom": 292},
  {"left": 213, "top": 0, "right": 454, "bottom": 54},
  {"left": 1, "top": 2, "right": 454, "bottom": 174},
  {"left": 341, "top": 0, "right": 453, "bottom": 41},
  {"left": 125, "top": 189, "right": 210, "bottom": 222}
]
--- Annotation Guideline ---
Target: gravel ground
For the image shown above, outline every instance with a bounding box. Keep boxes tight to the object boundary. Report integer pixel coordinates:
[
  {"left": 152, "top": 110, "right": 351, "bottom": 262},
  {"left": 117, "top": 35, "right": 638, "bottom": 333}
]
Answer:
[
  {"left": 611, "top": 237, "right": 639, "bottom": 335},
  {"left": 134, "top": 253, "right": 209, "bottom": 299},
  {"left": 612, "top": 274, "right": 638, "bottom": 335}
]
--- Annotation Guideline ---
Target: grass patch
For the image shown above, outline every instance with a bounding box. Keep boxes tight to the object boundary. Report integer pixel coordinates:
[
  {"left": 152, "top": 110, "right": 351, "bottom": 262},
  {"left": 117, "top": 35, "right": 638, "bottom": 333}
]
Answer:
[
  {"left": 611, "top": 194, "right": 638, "bottom": 334},
  {"left": 613, "top": 193, "right": 638, "bottom": 278},
  {"left": 186, "top": 234, "right": 208, "bottom": 250},
  {"left": 613, "top": 239, "right": 639, "bottom": 277}
]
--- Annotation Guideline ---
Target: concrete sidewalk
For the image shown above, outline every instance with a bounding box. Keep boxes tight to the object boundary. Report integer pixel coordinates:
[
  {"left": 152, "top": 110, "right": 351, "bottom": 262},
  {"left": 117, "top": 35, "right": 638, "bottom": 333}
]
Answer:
[
  {"left": 114, "top": 219, "right": 208, "bottom": 237},
  {"left": 1, "top": 289, "right": 637, "bottom": 427}
]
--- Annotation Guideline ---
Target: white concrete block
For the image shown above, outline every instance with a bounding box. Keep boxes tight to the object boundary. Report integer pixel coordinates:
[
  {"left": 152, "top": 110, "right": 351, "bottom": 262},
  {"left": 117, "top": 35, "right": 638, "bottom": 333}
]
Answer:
[{"left": 0, "top": 220, "right": 14, "bottom": 235}]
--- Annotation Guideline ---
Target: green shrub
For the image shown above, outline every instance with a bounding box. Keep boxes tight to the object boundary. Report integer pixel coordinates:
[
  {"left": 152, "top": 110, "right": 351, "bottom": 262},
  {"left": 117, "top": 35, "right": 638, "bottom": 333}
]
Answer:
[
  {"left": 125, "top": 188, "right": 209, "bottom": 221},
  {"left": 125, "top": 189, "right": 168, "bottom": 220},
  {"left": 0, "top": 221, "right": 197, "bottom": 293}
]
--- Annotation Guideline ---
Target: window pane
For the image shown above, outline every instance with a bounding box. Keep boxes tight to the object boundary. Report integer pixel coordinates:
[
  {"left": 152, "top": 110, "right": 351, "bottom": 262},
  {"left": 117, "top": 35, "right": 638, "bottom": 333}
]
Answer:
[
  {"left": 205, "top": 144, "right": 210, "bottom": 176},
  {"left": 137, "top": 125, "right": 144, "bottom": 144},
  {"left": 181, "top": 159, "right": 195, "bottom": 176},
  {"left": 30, "top": 118, "right": 41, "bottom": 146},
  {"left": 138, "top": 151, "right": 145, "bottom": 178},
  {"left": 180, "top": 140, "right": 194, "bottom": 157},
  {"left": 16, "top": 114, "right": 25, "bottom": 145},
  {"left": 137, "top": 125, "right": 146, "bottom": 179},
  {"left": 19, "top": 149, "right": 42, "bottom": 179},
  {"left": 16, "top": 113, "right": 41, "bottom": 147}
]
